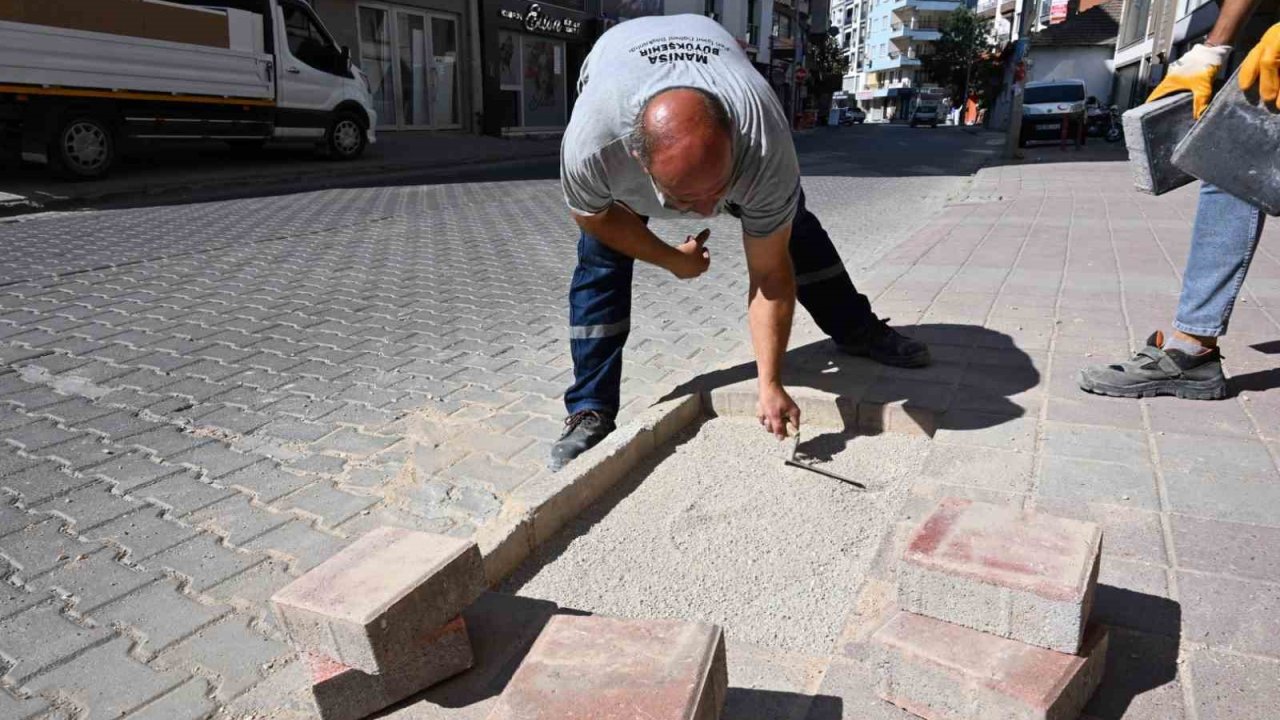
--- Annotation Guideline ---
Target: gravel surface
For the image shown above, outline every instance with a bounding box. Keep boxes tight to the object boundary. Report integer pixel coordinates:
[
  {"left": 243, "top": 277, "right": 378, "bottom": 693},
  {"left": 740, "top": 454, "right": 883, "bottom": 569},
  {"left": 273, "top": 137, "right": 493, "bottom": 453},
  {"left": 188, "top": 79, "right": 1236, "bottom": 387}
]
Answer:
[{"left": 504, "top": 417, "right": 931, "bottom": 654}]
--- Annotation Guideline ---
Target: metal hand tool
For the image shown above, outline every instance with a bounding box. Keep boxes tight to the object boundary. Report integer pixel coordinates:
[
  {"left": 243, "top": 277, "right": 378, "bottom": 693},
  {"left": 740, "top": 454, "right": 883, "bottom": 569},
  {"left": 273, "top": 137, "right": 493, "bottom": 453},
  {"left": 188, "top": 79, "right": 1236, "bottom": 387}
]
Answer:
[{"left": 782, "top": 424, "right": 866, "bottom": 489}]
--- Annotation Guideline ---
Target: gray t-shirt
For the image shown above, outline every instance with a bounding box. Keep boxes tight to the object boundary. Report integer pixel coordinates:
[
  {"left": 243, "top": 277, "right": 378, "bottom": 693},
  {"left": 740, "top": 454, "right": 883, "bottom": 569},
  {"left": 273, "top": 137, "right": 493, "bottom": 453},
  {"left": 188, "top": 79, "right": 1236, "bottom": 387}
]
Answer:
[{"left": 560, "top": 14, "right": 801, "bottom": 238}]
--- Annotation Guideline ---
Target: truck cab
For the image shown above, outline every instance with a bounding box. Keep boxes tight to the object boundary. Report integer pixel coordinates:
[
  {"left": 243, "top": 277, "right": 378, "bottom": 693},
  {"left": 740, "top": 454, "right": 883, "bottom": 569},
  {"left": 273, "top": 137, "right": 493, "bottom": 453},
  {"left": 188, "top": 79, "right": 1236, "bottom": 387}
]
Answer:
[{"left": 0, "top": 0, "right": 376, "bottom": 178}]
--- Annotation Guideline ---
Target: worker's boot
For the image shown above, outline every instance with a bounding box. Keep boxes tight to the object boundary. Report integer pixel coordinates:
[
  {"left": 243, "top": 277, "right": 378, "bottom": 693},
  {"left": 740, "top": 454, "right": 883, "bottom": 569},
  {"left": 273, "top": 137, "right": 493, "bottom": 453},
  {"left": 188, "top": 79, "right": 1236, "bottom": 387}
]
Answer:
[
  {"left": 838, "top": 318, "right": 931, "bottom": 368},
  {"left": 1078, "top": 331, "right": 1227, "bottom": 400},
  {"left": 548, "top": 410, "right": 616, "bottom": 472}
]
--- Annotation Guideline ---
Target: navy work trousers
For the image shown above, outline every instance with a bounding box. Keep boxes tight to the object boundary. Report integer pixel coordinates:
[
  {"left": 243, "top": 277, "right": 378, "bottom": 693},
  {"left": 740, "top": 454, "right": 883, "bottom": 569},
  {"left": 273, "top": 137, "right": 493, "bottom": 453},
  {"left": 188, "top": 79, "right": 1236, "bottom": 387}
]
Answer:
[{"left": 564, "top": 189, "right": 877, "bottom": 416}]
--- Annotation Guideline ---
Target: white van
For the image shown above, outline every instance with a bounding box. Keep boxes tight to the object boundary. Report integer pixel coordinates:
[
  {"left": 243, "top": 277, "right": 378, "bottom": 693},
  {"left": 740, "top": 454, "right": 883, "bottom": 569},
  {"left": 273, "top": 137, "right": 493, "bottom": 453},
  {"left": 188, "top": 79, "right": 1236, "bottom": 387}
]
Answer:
[
  {"left": 0, "top": 0, "right": 376, "bottom": 178},
  {"left": 1019, "top": 79, "right": 1087, "bottom": 146}
]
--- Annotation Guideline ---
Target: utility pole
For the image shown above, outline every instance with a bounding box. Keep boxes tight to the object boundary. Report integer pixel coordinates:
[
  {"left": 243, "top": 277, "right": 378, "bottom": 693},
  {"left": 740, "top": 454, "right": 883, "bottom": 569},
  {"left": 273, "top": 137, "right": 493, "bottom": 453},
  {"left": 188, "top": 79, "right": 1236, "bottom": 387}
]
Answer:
[{"left": 1002, "top": 0, "right": 1036, "bottom": 158}]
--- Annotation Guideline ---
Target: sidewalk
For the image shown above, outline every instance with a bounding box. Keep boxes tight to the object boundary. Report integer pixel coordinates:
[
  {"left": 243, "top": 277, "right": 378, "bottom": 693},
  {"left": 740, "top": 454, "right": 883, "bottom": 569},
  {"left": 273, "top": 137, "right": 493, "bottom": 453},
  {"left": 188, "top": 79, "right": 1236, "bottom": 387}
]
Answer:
[{"left": 0, "top": 131, "right": 560, "bottom": 215}]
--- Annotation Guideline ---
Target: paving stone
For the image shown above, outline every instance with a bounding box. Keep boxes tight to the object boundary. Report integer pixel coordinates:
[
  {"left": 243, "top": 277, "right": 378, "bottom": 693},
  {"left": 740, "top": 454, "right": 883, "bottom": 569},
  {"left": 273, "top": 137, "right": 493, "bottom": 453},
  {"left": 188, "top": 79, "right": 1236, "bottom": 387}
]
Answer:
[
  {"left": 898, "top": 497, "right": 1102, "bottom": 653},
  {"left": 277, "top": 483, "right": 379, "bottom": 528},
  {"left": 0, "top": 519, "right": 85, "bottom": 580},
  {"left": 37, "top": 398, "right": 115, "bottom": 427},
  {"left": 1090, "top": 557, "right": 1178, "bottom": 638},
  {"left": 271, "top": 526, "right": 485, "bottom": 674},
  {"left": 94, "top": 578, "right": 229, "bottom": 657},
  {"left": 90, "top": 453, "right": 181, "bottom": 492},
  {"left": 153, "top": 616, "right": 291, "bottom": 702},
  {"left": 1189, "top": 648, "right": 1280, "bottom": 720},
  {"left": 872, "top": 611, "right": 1108, "bottom": 720},
  {"left": 125, "top": 428, "right": 211, "bottom": 460},
  {"left": 1029, "top": 497, "right": 1172, "bottom": 563},
  {"left": 1080, "top": 627, "right": 1185, "bottom": 720},
  {"left": 919, "top": 444, "right": 1034, "bottom": 494},
  {"left": 245, "top": 520, "right": 350, "bottom": 574},
  {"left": 1178, "top": 571, "right": 1280, "bottom": 656},
  {"left": 221, "top": 463, "right": 312, "bottom": 503},
  {"left": 313, "top": 428, "right": 398, "bottom": 457},
  {"left": 441, "top": 454, "right": 538, "bottom": 495},
  {"left": 133, "top": 471, "right": 235, "bottom": 517},
  {"left": 1043, "top": 423, "right": 1151, "bottom": 465},
  {"left": 23, "top": 636, "right": 184, "bottom": 719},
  {"left": 193, "top": 406, "right": 270, "bottom": 437},
  {"left": 188, "top": 495, "right": 290, "bottom": 546},
  {"left": 83, "top": 509, "right": 199, "bottom": 562},
  {"left": 307, "top": 616, "right": 474, "bottom": 720},
  {"left": 122, "top": 678, "right": 216, "bottom": 720},
  {"left": 27, "top": 548, "right": 159, "bottom": 614},
  {"left": 255, "top": 419, "right": 333, "bottom": 444},
  {"left": 0, "top": 689, "right": 50, "bottom": 720},
  {"left": 339, "top": 465, "right": 399, "bottom": 490},
  {"left": 78, "top": 411, "right": 156, "bottom": 440},
  {"left": 147, "top": 534, "right": 263, "bottom": 592},
  {"left": 1171, "top": 515, "right": 1280, "bottom": 582},
  {"left": 1036, "top": 455, "right": 1161, "bottom": 510},
  {"left": 0, "top": 445, "right": 38, "bottom": 478},
  {"left": 489, "top": 614, "right": 727, "bottom": 720},
  {"left": 2, "top": 420, "right": 80, "bottom": 452},
  {"left": 285, "top": 453, "right": 348, "bottom": 476},
  {"left": 1158, "top": 434, "right": 1280, "bottom": 525},
  {"left": 39, "top": 436, "right": 121, "bottom": 472},
  {"left": 2, "top": 462, "right": 98, "bottom": 506},
  {"left": 0, "top": 602, "right": 113, "bottom": 684}
]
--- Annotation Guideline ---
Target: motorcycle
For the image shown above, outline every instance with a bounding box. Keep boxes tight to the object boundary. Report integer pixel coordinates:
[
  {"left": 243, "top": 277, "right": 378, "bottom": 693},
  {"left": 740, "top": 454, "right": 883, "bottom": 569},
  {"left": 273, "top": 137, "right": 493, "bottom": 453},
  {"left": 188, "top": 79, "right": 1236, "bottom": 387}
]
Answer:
[{"left": 1104, "top": 105, "right": 1124, "bottom": 143}]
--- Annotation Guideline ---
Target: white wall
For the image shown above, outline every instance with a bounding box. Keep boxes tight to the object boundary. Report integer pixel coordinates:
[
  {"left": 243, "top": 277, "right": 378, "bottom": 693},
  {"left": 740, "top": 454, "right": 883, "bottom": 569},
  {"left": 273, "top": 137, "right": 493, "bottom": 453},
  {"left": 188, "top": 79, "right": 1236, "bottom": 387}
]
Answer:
[{"left": 1028, "top": 46, "right": 1116, "bottom": 103}]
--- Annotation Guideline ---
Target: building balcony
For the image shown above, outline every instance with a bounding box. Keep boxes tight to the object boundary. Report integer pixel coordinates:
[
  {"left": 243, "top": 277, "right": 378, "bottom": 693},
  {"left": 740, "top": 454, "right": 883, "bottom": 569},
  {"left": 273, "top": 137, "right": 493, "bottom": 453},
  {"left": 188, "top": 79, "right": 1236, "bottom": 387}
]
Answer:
[{"left": 975, "top": 0, "right": 1015, "bottom": 17}]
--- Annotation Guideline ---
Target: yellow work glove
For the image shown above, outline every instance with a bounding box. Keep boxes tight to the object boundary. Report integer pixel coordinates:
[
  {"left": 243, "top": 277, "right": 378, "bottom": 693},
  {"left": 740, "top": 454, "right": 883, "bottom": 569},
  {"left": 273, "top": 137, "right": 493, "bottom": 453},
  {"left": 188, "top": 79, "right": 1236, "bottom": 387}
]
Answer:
[
  {"left": 1148, "top": 43, "right": 1233, "bottom": 119},
  {"left": 1239, "top": 23, "right": 1280, "bottom": 104}
]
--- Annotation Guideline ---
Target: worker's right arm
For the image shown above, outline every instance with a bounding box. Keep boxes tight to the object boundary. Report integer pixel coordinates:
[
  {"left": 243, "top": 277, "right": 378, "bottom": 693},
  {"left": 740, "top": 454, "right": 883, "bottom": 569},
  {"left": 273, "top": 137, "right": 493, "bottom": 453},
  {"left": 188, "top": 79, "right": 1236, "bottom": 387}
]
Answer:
[
  {"left": 1147, "top": 0, "right": 1260, "bottom": 117},
  {"left": 572, "top": 206, "right": 711, "bottom": 280}
]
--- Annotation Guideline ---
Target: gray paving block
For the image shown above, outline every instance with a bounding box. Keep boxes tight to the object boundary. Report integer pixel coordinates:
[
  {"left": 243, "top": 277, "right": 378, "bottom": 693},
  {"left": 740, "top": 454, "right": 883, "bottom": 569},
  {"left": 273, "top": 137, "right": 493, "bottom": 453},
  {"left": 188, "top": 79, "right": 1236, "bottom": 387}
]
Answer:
[
  {"left": 153, "top": 616, "right": 291, "bottom": 701},
  {"left": 271, "top": 526, "right": 484, "bottom": 674},
  {"left": 1032, "top": 498, "right": 1167, "bottom": 566},
  {"left": 40, "top": 436, "right": 121, "bottom": 472},
  {"left": 1081, "top": 628, "right": 1185, "bottom": 720},
  {"left": 1189, "top": 647, "right": 1280, "bottom": 720},
  {"left": 1122, "top": 93, "right": 1196, "bottom": 195},
  {"left": 276, "top": 483, "right": 379, "bottom": 528},
  {"left": 188, "top": 495, "right": 290, "bottom": 546},
  {"left": 222, "top": 463, "right": 312, "bottom": 503},
  {"left": 1037, "top": 455, "right": 1160, "bottom": 510},
  {"left": 0, "top": 688, "right": 50, "bottom": 720},
  {"left": 90, "top": 453, "right": 181, "bottom": 492},
  {"left": 122, "top": 678, "right": 216, "bottom": 720},
  {"left": 32, "top": 481, "right": 141, "bottom": 531},
  {"left": 27, "top": 548, "right": 159, "bottom": 614},
  {"left": 2, "top": 463, "right": 97, "bottom": 505},
  {"left": 83, "top": 509, "right": 200, "bottom": 562},
  {"left": 1042, "top": 423, "right": 1150, "bottom": 465},
  {"left": 0, "top": 518, "right": 85, "bottom": 580},
  {"left": 1178, "top": 571, "right": 1280, "bottom": 656},
  {"left": 1173, "top": 66, "right": 1280, "bottom": 215},
  {"left": 135, "top": 472, "right": 236, "bottom": 517},
  {"left": 78, "top": 410, "right": 156, "bottom": 440},
  {"left": 2, "top": 420, "right": 80, "bottom": 452},
  {"left": 1158, "top": 434, "right": 1280, "bottom": 525},
  {"left": 0, "top": 602, "right": 113, "bottom": 684},
  {"left": 125, "top": 428, "right": 211, "bottom": 460},
  {"left": 93, "top": 578, "right": 229, "bottom": 657},
  {"left": 1171, "top": 515, "right": 1280, "bottom": 582},
  {"left": 919, "top": 444, "right": 1034, "bottom": 494},
  {"left": 146, "top": 534, "right": 262, "bottom": 592},
  {"left": 1090, "top": 557, "right": 1178, "bottom": 638},
  {"left": 23, "top": 636, "right": 184, "bottom": 718},
  {"left": 245, "top": 520, "right": 350, "bottom": 574}
]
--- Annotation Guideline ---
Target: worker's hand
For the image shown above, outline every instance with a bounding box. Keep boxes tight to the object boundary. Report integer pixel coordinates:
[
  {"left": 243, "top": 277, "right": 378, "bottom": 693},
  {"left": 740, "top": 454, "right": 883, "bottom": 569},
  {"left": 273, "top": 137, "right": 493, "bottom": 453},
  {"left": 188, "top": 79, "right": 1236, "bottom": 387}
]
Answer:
[
  {"left": 757, "top": 383, "right": 800, "bottom": 440},
  {"left": 1148, "top": 43, "right": 1233, "bottom": 119},
  {"left": 669, "top": 228, "right": 711, "bottom": 280},
  {"left": 1240, "top": 23, "right": 1280, "bottom": 105}
]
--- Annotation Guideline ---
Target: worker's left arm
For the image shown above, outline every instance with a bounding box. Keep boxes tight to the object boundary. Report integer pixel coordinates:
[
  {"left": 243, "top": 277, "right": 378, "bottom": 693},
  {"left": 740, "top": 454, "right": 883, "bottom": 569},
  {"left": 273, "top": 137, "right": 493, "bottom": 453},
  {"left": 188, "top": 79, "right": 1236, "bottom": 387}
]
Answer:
[{"left": 743, "top": 222, "right": 800, "bottom": 439}]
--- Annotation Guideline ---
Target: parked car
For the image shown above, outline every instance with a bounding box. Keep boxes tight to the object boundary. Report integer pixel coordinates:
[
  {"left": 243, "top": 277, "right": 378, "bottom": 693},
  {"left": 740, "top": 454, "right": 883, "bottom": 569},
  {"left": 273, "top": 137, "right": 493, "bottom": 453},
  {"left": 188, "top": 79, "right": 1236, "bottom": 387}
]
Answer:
[
  {"left": 842, "top": 106, "right": 867, "bottom": 125},
  {"left": 0, "top": 0, "right": 376, "bottom": 179},
  {"left": 1019, "top": 79, "right": 1087, "bottom": 146},
  {"left": 909, "top": 103, "right": 940, "bottom": 128}
]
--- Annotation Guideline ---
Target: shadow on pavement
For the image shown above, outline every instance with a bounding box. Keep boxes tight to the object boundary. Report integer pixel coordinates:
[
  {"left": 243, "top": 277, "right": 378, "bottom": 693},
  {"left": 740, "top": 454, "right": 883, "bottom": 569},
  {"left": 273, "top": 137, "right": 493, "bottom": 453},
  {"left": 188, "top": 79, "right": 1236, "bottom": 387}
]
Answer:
[
  {"left": 1228, "top": 367, "right": 1280, "bottom": 395},
  {"left": 657, "top": 325, "right": 1040, "bottom": 443},
  {"left": 1082, "top": 587, "right": 1182, "bottom": 719},
  {"left": 727, "top": 689, "right": 841, "bottom": 720}
]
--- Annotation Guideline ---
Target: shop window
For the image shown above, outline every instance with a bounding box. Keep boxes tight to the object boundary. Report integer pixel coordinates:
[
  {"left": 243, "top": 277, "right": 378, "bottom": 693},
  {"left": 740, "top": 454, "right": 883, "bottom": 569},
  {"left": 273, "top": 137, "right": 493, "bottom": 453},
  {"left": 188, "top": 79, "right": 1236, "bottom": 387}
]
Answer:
[{"left": 498, "top": 31, "right": 567, "bottom": 129}]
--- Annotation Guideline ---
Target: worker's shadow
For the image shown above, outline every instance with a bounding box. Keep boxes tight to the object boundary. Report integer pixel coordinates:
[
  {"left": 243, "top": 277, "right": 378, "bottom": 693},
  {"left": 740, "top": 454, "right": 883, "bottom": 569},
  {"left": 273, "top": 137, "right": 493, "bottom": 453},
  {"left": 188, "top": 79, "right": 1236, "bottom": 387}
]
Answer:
[{"left": 657, "top": 323, "right": 1041, "bottom": 459}]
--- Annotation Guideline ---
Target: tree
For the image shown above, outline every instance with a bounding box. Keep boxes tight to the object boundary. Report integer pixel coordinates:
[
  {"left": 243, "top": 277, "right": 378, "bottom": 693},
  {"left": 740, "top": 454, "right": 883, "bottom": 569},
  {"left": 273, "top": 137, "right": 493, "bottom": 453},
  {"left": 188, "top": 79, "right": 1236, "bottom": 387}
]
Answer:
[
  {"left": 808, "top": 33, "right": 851, "bottom": 96},
  {"left": 921, "top": 8, "right": 997, "bottom": 101}
]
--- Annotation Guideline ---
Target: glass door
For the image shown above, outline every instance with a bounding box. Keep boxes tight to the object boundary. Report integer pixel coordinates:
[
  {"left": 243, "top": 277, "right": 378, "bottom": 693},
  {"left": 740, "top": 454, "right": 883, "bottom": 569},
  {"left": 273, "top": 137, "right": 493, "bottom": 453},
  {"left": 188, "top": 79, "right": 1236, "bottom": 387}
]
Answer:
[
  {"left": 396, "top": 9, "right": 431, "bottom": 127},
  {"left": 356, "top": 5, "right": 396, "bottom": 129},
  {"left": 429, "top": 15, "right": 460, "bottom": 128}
]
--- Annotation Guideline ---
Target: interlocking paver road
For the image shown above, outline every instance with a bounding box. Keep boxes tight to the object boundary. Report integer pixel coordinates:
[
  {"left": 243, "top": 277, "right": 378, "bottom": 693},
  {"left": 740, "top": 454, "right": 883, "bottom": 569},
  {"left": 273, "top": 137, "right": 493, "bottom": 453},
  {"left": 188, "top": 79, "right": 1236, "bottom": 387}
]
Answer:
[{"left": 0, "top": 126, "right": 999, "bottom": 718}]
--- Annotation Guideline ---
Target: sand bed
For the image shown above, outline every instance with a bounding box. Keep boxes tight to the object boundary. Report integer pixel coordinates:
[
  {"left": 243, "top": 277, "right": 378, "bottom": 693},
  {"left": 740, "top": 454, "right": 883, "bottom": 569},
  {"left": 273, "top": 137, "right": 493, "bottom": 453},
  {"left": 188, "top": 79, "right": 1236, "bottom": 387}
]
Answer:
[{"left": 503, "top": 417, "right": 929, "bottom": 654}]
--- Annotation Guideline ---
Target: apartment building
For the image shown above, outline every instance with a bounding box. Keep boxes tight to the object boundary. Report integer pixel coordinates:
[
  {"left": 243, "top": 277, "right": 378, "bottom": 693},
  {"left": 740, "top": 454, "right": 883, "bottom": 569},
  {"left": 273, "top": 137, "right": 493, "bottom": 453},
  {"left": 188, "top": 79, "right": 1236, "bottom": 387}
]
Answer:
[
  {"left": 830, "top": 0, "right": 960, "bottom": 119},
  {"left": 1111, "top": 0, "right": 1277, "bottom": 110}
]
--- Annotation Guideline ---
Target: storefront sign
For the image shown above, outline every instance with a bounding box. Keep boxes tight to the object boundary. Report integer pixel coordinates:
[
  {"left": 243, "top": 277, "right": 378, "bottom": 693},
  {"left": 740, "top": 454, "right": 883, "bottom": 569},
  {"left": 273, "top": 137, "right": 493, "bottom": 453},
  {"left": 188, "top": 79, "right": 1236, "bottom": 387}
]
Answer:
[
  {"left": 1050, "top": 0, "right": 1068, "bottom": 23},
  {"left": 499, "top": 3, "right": 583, "bottom": 36}
]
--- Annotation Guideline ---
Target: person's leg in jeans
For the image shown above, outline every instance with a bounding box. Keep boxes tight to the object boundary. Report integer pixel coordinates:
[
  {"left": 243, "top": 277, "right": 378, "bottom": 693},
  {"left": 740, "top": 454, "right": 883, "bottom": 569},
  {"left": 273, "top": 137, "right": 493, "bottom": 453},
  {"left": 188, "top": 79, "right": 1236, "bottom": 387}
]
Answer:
[
  {"left": 790, "top": 188, "right": 931, "bottom": 366},
  {"left": 551, "top": 229, "right": 633, "bottom": 469},
  {"left": 1079, "top": 183, "right": 1266, "bottom": 399}
]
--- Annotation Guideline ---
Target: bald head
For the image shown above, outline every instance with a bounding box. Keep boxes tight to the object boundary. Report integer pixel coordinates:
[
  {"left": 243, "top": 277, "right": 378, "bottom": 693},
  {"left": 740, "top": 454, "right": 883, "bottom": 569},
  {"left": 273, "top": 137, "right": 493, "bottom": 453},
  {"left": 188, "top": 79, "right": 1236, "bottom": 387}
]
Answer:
[{"left": 632, "top": 87, "right": 733, "bottom": 217}]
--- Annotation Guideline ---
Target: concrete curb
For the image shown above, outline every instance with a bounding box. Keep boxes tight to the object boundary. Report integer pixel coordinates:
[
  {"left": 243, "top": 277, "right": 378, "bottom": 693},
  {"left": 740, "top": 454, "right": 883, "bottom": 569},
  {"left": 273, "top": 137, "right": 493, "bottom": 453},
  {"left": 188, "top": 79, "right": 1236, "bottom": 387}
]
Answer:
[{"left": 476, "top": 393, "right": 703, "bottom": 585}]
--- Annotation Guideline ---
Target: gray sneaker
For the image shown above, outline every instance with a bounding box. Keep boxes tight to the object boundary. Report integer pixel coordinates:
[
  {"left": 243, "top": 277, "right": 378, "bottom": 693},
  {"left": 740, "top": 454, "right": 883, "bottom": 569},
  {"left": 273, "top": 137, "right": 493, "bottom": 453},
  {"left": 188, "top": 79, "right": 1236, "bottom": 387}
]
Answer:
[
  {"left": 1078, "top": 331, "right": 1227, "bottom": 400},
  {"left": 548, "top": 410, "right": 616, "bottom": 471}
]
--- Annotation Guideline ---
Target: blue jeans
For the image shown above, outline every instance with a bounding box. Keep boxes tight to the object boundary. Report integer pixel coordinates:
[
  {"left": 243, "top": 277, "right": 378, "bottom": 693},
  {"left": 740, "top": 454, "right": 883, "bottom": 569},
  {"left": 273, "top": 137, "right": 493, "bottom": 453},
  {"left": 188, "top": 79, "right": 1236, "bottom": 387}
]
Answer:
[
  {"left": 564, "top": 189, "right": 877, "bottom": 416},
  {"left": 1174, "top": 183, "right": 1267, "bottom": 337}
]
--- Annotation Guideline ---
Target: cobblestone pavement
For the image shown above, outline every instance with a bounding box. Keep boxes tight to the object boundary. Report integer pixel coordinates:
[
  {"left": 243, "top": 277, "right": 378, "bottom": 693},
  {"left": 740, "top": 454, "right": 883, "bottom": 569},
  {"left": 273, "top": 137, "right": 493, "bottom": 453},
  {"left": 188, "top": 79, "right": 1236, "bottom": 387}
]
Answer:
[{"left": 0, "top": 126, "right": 1000, "bottom": 718}]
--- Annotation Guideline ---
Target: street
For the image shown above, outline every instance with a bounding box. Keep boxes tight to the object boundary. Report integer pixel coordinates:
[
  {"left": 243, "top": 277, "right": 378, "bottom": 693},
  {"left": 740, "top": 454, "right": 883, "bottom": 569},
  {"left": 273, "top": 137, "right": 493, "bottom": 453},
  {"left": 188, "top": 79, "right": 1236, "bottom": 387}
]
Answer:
[{"left": 1, "top": 124, "right": 1277, "bottom": 719}]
